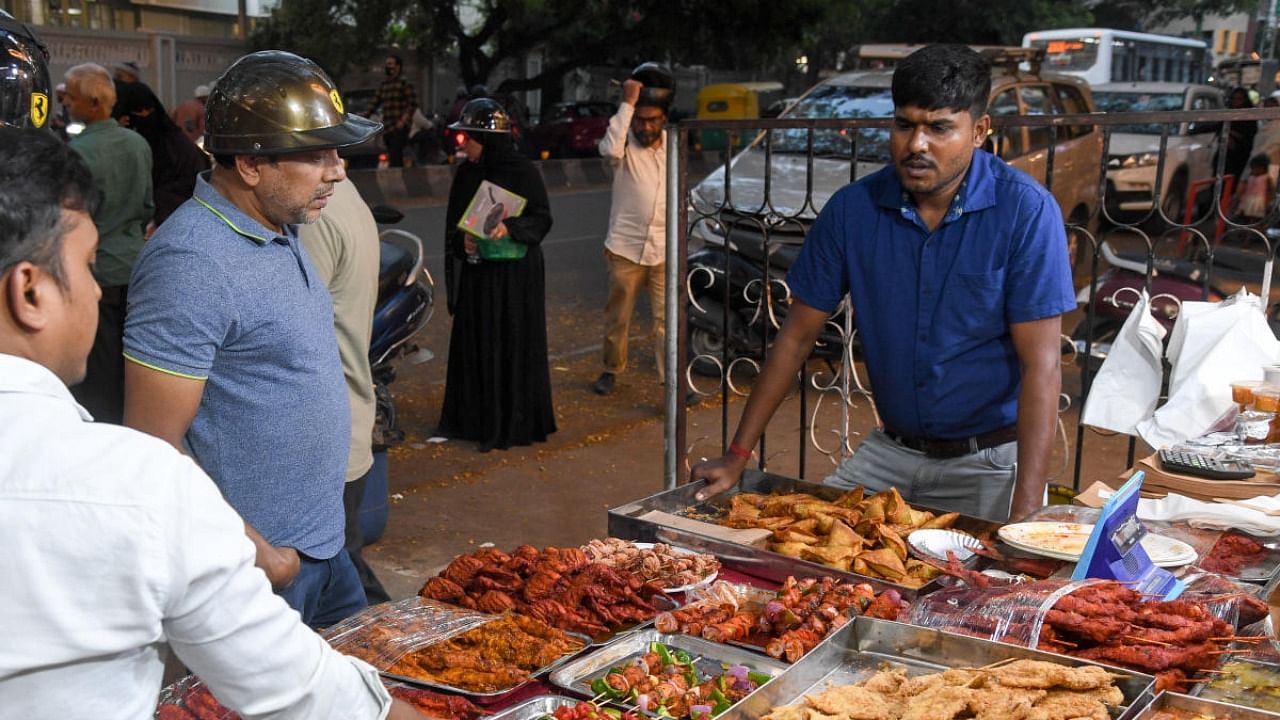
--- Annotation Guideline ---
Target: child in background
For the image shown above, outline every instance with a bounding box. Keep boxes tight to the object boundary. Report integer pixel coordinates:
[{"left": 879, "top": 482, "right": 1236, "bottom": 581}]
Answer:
[{"left": 1236, "top": 153, "right": 1275, "bottom": 224}]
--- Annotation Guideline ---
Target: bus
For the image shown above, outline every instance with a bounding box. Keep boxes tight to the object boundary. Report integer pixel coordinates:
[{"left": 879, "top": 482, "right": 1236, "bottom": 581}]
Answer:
[{"left": 1021, "top": 28, "right": 1208, "bottom": 86}]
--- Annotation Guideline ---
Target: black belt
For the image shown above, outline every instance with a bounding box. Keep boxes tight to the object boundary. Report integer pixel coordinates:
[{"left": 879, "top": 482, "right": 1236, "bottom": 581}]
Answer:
[{"left": 885, "top": 424, "right": 1017, "bottom": 459}]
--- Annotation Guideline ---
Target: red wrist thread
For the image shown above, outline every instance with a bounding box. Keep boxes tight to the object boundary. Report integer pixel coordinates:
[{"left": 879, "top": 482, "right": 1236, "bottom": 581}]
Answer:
[{"left": 728, "top": 442, "right": 752, "bottom": 460}]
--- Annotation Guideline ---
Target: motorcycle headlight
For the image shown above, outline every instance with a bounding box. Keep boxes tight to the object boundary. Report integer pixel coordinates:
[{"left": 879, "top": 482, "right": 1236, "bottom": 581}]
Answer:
[{"left": 1107, "top": 153, "right": 1159, "bottom": 169}]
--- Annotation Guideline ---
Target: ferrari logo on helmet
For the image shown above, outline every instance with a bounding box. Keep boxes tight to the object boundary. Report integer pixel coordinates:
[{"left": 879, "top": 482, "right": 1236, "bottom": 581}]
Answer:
[
  {"left": 30, "top": 93, "right": 49, "bottom": 128},
  {"left": 329, "top": 89, "right": 344, "bottom": 114}
]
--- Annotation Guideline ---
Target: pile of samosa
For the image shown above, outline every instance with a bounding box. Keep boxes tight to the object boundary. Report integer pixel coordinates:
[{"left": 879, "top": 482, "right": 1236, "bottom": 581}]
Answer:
[{"left": 718, "top": 487, "right": 960, "bottom": 588}]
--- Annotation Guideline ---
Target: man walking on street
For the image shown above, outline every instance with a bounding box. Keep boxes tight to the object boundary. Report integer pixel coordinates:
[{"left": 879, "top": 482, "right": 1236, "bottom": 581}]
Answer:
[
  {"left": 592, "top": 62, "right": 675, "bottom": 396},
  {"left": 692, "top": 45, "right": 1073, "bottom": 522},
  {"left": 64, "top": 62, "right": 153, "bottom": 424},
  {"left": 368, "top": 54, "right": 417, "bottom": 168},
  {"left": 123, "top": 51, "right": 382, "bottom": 626}
]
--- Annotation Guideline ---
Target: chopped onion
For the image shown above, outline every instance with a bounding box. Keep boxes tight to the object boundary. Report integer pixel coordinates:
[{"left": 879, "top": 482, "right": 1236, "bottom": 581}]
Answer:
[
  {"left": 763, "top": 600, "right": 786, "bottom": 622},
  {"left": 636, "top": 694, "right": 650, "bottom": 712},
  {"left": 687, "top": 686, "right": 701, "bottom": 699},
  {"left": 733, "top": 678, "right": 752, "bottom": 692},
  {"left": 633, "top": 657, "right": 649, "bottom": 669},
  {"left": 690, "top": 704, "right": 712, "bottom": 718},
  {"left": 726, "top": 665, "right": 749, "bottom": 682}
]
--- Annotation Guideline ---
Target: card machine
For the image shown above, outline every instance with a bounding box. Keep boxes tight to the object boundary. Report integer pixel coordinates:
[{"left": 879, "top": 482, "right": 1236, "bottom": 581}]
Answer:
[{"left": 1070, "top": 471, "right": 1183, "bottom": 600}]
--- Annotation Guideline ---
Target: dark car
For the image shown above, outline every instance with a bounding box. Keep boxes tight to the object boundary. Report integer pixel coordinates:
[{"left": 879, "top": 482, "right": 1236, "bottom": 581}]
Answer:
[{"left": 525, "top": 101, "right": 616, "bottom": 158}]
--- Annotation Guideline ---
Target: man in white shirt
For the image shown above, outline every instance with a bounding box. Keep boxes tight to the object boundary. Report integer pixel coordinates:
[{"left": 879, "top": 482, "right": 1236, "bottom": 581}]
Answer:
[
  {"left": 0, "top": 127, "right": 423, "bottom": 718},
  {"left": 592, "top": 62, "right": 676, "bottom": 396}
]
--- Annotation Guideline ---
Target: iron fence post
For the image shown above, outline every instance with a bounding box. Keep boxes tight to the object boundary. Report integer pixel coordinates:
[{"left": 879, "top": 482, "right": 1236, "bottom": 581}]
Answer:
[{"left": 664, "top": 124, "right": 681, "bottom": 491}]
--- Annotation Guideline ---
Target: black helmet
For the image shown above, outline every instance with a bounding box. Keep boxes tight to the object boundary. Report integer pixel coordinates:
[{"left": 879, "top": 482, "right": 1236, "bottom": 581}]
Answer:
[
  {"left": 0, "top": 12, "right": 51, "bottom": 129},
  {"left": 448, "top": 98, "right": 510, "bottom": 133},
  {"left": 630, "top": 62, "right": 675, "bottom": 112},
  {"left": 468, "top": 84, "right": 490, "bottom": 99},
  {"left": 204, "top": 50, "right": 381, "bottom": 155}
]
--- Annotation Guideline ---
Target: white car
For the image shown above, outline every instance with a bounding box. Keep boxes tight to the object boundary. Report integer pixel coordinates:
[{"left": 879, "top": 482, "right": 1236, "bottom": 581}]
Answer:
[{"left": 1090, "top": 82, "right": 1222, "bottom": 225}]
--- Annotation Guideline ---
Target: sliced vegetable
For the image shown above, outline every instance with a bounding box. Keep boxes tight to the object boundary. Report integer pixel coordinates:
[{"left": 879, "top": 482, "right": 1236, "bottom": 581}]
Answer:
[
  {"left": 637, "top": 693, "right": 651, "bottom": 712},
  {"left": 603, "top": 710, "right": 622, "bottom": 720},
  {"left": 689, "top": 704, "right": 712, "bottom": 720},
  {"left": 591, "top": 678, "right": 612, "bottom": 697},
  {"left": 712, "top": 700, "right": 732, "bottom": 715},
  {"left": 673, "top": 649, "right": 693, "bottom": 665},
  {"left": 747, "top": 671, "right": 772, "bottom": 686},
  {"left": 725, "top": 665, "right": 748, "bottom": 682},
  {"left": 654, "top": 643, "right": 675, "bottom": 667}
]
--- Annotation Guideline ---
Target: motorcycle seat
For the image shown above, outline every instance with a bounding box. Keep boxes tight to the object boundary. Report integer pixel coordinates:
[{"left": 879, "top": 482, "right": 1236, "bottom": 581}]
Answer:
[{"left": 378, "top": 241, "right": 414, "bottom": 306}]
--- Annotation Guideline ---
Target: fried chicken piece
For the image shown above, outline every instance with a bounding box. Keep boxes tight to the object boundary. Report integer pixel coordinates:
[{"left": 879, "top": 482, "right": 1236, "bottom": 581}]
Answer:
[
  {"left": 860, "top": 667, "right": 908, "bottom": 696},
  {"left": 901, "top": 685, "right": 975, "bottom": 720},
  {"left": 1024, "top": 690, "right": 1109, "bottom": 720},
  {"left": 802, "top": 685, "right": 896, "bottom": 719},
  {"left": 968, "top": 686, "right": 1045, "bottom": 720},
  {"left": 990, "top": 660, "right": 1115, "bottom": 691}
]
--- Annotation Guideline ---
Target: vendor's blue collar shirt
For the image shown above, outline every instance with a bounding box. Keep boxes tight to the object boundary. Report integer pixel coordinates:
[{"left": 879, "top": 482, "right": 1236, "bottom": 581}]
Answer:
[
  {"left": 786, "top": 150, "right": 1075, "bottom": 440},
  {"left": 123, "top": 173, "right": 349, "bottom": 558}
]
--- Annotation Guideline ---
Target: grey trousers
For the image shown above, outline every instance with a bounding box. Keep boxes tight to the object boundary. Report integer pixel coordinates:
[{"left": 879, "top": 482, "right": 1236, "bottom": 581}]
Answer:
[{"left": 825, "top": 429, "right": 1017, "bottom": 522}]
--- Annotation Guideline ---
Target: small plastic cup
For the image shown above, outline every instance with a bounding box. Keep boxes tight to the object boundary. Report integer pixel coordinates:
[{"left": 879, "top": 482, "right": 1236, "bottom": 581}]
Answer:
[
  {"left": 1233, "top": 380, "right": 1265, "bottom": 406},
  {"left": 1255, "top": 386, "right": 1280, "bottom": 413}
]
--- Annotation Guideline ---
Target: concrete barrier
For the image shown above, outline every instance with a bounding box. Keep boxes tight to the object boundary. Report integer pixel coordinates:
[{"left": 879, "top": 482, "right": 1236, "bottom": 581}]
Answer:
[{"left": 348, "top": 152, "right": 718, "bottom": 207}]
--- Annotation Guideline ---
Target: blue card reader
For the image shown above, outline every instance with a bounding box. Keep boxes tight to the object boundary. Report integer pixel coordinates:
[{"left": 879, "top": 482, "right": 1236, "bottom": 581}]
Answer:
[{"left": 1070, "top": 471, "right": 1184, "bottom": 600}]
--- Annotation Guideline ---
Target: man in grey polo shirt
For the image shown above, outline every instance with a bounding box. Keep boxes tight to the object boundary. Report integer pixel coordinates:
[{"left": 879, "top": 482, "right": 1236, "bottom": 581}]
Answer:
[{"left": 123, "top": 51, "right": 382, "bottom": 626}]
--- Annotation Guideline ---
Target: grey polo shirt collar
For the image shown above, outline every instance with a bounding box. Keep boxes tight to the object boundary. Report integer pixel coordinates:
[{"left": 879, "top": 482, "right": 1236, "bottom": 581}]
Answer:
[{"left": 190, "top": 172, "right": 291, "bottom": 247}]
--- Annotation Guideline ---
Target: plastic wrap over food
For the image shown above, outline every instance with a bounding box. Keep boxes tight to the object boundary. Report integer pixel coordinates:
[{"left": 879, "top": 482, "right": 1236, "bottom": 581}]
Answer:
[
  {"left": 322, "top": 596, "right": 497, "bottom": 669},
  {"left": 903, "top": 578, "right": 1104, "bottom": 647},
  {"left": 682, "top": 579, "right": 775, "bottom": 609},
  {"left": 154, "top": 676, "right": 239, "bottom": 720}
]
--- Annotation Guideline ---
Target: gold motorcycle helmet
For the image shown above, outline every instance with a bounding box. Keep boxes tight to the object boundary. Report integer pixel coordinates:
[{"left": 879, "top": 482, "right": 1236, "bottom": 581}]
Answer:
[
  {"left": 204, "top": 50, "right": 381, "bottom": 155},
  {"left": 0, "top": 12, "right": 52, "bottom": 130}
]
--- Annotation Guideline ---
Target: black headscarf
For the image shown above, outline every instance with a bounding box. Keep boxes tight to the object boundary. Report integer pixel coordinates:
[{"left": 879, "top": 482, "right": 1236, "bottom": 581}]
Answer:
[{"left": 113, "top": 81, "right": 209, "bottom": 224}]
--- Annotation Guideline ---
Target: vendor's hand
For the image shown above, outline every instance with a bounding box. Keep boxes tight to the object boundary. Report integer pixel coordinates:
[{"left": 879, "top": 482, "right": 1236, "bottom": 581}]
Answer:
[
  {"left": 463, "top": 236, "right": 478, "bottom": 256},
  {"left": 490, "top": 221, "right": 509, "bottom": 241},
  {"left": 265, "top": 545, "right": 301, "bottom": 591},
  {"left": 622, "top": 78, "right": 643, "bottom": 106},
  {"left": 691, "top": 454, "right": 749, "bottom": 502}
]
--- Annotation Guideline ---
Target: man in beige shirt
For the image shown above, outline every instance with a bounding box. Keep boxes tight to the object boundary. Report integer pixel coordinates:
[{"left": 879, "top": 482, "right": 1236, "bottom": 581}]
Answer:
[
  {"left": 299, "top": 179, "right": 389, "bottom": 603},
  {"left": 593, "top": 63, "right": 676, "bottom": 396}
]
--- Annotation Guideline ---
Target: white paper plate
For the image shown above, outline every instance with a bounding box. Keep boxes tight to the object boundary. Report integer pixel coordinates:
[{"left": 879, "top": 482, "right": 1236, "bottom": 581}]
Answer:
[
  {"left": 631, "top": 542, "right": 719, "bottom": 593},
  {"left": 906, "top": 529, "right": 982, "bottom": 564},
  {"left": 998, "top": 522, "right": 1197, "bottom": 567}
]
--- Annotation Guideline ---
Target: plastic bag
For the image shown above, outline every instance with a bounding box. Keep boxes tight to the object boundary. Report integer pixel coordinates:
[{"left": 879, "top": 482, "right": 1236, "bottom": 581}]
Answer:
[
  {"left": 904, "top": 578, "right": 1101, "bottom": 648},
  {"left": 322, "top": 596, "right": 496, "bottom": 669},
  {"left": 1137, "top": 288, "right": 1280, "bottom": 448},
  {"left": 1081, "top": 290, "right": 1166, "bottom": 435}
]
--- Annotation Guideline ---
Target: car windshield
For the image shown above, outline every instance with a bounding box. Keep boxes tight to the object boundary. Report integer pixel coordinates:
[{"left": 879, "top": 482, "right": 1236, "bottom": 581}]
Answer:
[
  {"left": 766, "top": 84, "right": 893, "bottom": 162},
  {"left": 1091, "top": 91, "right": 1186, "bottom": 134}
]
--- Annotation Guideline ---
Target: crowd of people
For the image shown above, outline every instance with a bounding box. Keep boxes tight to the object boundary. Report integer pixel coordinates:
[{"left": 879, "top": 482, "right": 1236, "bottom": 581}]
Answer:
[{"left": 0, "top": 8, "right": 685, "bottom": 710}]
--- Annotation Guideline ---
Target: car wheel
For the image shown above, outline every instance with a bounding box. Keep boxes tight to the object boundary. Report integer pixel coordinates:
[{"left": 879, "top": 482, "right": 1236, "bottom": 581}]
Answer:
[{"left": 689, "top": 324, "right": 729, "bottom": 377}]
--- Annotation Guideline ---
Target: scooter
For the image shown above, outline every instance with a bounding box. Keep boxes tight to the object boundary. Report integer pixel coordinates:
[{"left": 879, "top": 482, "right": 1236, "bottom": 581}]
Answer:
[
  {"left": 358, "top": 204, "right": 434, "bottom": 544},
  {"left": 686, "top": 237, "right": 848, "bottom": 377},
  {"left": 1071, "top": 237, "right": 1279, "bottom": 370}
]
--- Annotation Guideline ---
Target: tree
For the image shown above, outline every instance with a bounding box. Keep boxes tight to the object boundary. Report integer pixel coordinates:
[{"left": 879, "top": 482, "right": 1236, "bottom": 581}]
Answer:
[
  {"left": 252, "top": 0, "right": 406, "bottom": 80},
  {"left": 1089, "top": 0, "right": 1258, "bottom": 28},
  {"left": 857, "top": 0, "right": 1092, "bottom": 46}
]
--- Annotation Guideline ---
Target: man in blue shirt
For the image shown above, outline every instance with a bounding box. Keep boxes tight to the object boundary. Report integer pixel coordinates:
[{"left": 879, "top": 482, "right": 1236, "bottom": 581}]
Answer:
[
  {"left": 693, "top": 45, "right": 1075, "bottom": 521},
  {"left": 123, "top": 51, "right": 382, "bottom": 625}
]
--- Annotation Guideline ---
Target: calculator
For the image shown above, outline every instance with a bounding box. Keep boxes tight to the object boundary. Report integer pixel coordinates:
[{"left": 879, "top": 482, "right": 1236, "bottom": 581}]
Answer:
[{"left": 1158, "top": 449, "right": 1256, "bottom": 480}]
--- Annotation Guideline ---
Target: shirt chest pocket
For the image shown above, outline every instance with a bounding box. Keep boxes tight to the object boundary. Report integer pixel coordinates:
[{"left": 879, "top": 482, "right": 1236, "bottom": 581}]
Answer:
[{"left": 940, "top": 268, "right": 1007, "bottom": 338}]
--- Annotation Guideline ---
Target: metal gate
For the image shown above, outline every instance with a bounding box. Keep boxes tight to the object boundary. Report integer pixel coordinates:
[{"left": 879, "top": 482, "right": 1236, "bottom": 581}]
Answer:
[{"left": 662, "top": 104, "right": 1280, "bottom": 493}]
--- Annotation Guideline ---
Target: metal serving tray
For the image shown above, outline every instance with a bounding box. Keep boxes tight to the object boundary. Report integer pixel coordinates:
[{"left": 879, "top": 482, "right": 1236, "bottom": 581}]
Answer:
[
  {"left": 717, "top": 616, "right": 1155, "bottom": 720},
  {"left": 486, "top": 695, "right": 582, "bottom": 720},
  {"left": 607, "top": 470, "right": 1000, "bottom": 599},
  {"left": 549, "top": 629, "right": 789, "bottom": 714},
  {"left": 1132, "top": 691, "right": 1280, "bottom": 719},
  {"left": 381, "top": 630, "right": 592, "bottom": 705}
]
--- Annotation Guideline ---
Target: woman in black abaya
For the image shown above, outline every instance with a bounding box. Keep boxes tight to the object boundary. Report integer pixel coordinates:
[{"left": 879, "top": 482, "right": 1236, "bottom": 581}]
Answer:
[{"left": 438, "top": 98, "right": 556, "bottom": 451}]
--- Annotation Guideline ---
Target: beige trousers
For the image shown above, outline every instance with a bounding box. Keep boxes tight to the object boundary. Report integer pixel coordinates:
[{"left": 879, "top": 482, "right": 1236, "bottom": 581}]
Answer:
[{"left": 602, "top": 248, "right": 666, "bottom": 381}]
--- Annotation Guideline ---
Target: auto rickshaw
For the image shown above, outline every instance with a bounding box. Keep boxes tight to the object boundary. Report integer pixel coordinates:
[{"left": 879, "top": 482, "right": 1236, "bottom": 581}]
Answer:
[{"left": 695, "top": 81, "right": 785, "bottom": 151}]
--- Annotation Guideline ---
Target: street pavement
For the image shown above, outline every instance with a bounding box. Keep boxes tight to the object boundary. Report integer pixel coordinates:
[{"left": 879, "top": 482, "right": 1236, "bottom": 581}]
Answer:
[{"left": 363, "top": 184, "right": 1141, "bottom": 601}]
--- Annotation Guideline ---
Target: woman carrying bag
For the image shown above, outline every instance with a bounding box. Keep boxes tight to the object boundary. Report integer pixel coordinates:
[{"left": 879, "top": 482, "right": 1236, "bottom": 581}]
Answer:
[{"left": 438, "top": 98, "right": 557, "bottom": 452}]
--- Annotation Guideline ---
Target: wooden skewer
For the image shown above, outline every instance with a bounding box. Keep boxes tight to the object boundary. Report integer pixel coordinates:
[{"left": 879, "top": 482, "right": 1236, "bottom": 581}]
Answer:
[
  {"left": 1211, "top": 636, "right": 1268, "bottom": 643},
  {"left": 1124, "top": 635, "right": 1173, "bottom": 647},
  {"left": 1208, "top": 649, "right": 1254, "bottom": 655},
  {"left": 978, "top": 657, "right": 1022, "bottom": 671}
]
